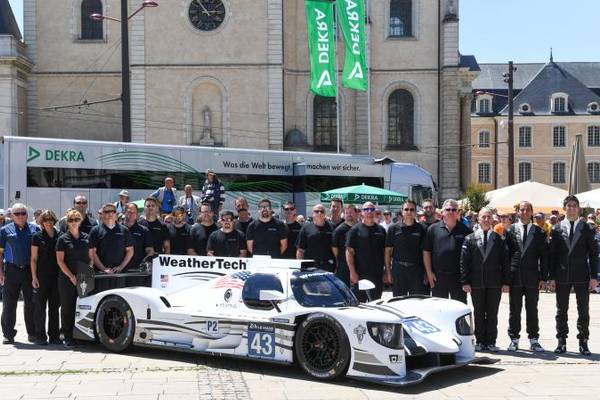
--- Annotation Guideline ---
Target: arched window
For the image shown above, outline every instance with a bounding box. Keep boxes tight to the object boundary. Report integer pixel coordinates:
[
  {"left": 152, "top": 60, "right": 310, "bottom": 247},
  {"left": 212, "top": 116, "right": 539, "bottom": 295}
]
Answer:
[
  {"left": 81, "top": 0, "right": 103, "bottom": 40},
  {"left": 313, "top": 96, "right": 337, "bottom": 150},
  {"left": 388, "top": 89, "right": 415, "bottom": 149},
  {"left": 389, "top": 0, "right": 412, "bottom": 37}
]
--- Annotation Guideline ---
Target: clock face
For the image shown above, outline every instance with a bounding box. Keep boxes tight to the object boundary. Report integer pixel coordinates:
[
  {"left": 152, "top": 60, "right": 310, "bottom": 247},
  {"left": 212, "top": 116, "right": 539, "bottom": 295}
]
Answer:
[{"left": 188, "top": 0, "right": 226, "bottom": 32}]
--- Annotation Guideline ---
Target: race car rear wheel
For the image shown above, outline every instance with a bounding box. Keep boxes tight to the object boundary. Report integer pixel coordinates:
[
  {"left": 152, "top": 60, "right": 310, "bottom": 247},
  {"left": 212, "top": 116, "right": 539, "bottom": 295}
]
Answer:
[
  {"left": 95, "top": 295, "right": 135, "bottom": 353},
  {"left": 295, "top": 313, "right": 350, "bottom": 380}
]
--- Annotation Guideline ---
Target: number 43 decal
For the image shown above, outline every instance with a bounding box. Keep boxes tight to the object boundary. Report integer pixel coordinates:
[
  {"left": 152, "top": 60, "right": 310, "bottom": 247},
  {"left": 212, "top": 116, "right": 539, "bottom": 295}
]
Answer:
[{"left": 248, "top": 331, "right": 275, "bottom": 358}]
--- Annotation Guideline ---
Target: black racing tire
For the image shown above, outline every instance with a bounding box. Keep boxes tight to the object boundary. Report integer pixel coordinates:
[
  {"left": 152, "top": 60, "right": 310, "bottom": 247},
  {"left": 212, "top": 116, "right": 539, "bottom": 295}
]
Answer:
[
  {"left": 95, "top": 295, "right": 136, "bottom": 353},
  {"left": 294, "top": 313, "right": 351, "bottom": 380}
]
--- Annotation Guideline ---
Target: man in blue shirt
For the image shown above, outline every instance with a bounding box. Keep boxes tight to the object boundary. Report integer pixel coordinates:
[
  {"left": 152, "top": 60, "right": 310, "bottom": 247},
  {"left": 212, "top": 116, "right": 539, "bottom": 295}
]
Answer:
[
  {"left": 0, "top": 203, "right": 40, "bottom": 344},
  {"left": 151, "top": 177, "right": 177, "bottom": 217}
]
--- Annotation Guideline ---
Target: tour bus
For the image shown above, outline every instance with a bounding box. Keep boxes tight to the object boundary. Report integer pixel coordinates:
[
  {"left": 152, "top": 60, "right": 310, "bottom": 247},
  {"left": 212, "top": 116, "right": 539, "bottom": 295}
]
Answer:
[{"left": 1, "top": 136, "right": 436, "bottom": 216}]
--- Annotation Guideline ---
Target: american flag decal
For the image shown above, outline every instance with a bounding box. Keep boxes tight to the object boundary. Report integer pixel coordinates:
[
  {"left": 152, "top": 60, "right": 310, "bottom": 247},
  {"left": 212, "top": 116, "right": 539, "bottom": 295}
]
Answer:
[{"left": 213, "top": 271, "right": 252, "bottom": 289}]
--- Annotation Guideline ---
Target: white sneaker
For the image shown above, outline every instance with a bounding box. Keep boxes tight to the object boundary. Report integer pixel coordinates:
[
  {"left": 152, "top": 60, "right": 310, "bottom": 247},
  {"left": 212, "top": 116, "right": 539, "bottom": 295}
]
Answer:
[
  {"left": 530, "top": 340, "right": 545, "bottom": 352},
  {"left": 507, "top": 339, "right": 519, "bottom": 351},
  {"left": 487, "top": 344, "right": 500, "bottom": 352},
  {"left": 474, "top": 343, "right": 486, "bottom": 352}
]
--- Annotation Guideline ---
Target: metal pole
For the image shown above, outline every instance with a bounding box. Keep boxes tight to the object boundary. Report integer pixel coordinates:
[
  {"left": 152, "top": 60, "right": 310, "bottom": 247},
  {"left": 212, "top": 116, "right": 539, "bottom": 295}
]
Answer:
[
  {"left": 507, "top": 61, "right": 514, "bottom": 185},
  {"left": 366, "top": 0, "right": 372, "bottom": 157},
  {"left": 334, "top": 3, "right": 340, "bottom": 154},
  {"left": 121, "top": 0, "right": 131, "bottom": 143}
]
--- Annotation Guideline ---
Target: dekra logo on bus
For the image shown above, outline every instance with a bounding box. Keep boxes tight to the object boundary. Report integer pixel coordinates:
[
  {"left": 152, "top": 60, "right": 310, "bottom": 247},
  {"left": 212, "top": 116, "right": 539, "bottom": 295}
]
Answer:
[{"left": 27, "top": 146, "right": 85, "bottom": 163}]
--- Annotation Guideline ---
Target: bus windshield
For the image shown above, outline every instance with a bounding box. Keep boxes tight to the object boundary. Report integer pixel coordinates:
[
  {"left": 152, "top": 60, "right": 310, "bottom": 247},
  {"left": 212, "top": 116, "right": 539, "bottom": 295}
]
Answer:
[{"left": 290, "top": 270, "right": 358, "bottom": 308}]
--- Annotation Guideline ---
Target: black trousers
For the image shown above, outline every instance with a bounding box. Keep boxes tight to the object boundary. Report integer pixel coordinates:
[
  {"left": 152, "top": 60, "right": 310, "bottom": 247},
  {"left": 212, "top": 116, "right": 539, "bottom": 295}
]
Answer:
[
  {"left": 432, "top": 273, "right": 467, "bottom": 304},
  {"left": 335, "top": 262, "right": 351, "bottom": 287},
  {"left": 58, "top": 275, "right": 78, "bottom": 341},
  {"left": 1, "top": 265, "right": 35, "bottom": 339},
  {"left": 555, "top": 282, "right": 590, "bottom": 340},
  {"left": 392, "top": 264, "right": 427, "bottom": 297},
  {"left": 508, "top": 285, "right": 540, "bottom": 340},
  {"left": 33, "top": 274, "right": 60, "bottom": 341},
  {"left": 471, "top": 287, "right": 502, "bottom": 346}
]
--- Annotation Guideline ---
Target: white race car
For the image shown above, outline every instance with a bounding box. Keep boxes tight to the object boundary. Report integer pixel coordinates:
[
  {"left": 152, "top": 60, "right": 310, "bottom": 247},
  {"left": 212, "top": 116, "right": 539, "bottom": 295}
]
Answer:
[{"left": 74, "top": 255, "right": 488, "bottom": 386}]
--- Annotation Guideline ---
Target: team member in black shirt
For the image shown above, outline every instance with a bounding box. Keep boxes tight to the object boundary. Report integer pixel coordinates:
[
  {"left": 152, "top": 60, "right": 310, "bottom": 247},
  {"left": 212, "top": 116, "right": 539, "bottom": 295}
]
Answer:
[
  {"left": 329, "top": 198, "right": 344, "bottom": 228},
  {"left": 31, "top": 210, "right": 61, "bottom": 345},
  {"left": 56, "top": 210, "right": 93, "bottom": 347},
  {"left": 420, "top": 199, "right": 439, "bottom": 230},
  {"left": 188, "top": 204, "right": 219, "bottom": 256},
  {"left": 59, "top": 195, "right": 98, "bottom": 235},
  {"left": 234, "top": 197, "right": 253, "bottom": 235},
  {"left": 123, "top": 203, "right": 153, "bottom": 270},
  {"left": 423, "top": 199, "right": 472, "bottom": 304},
  {"left": 346, "top": 202, "right": 387, "bottom": 301},
  {"left": 332, "top": 204, "right": 358, "bottom": 286},
  {"left": 246, "top": 198, "right": 287, "bottom": 257},
  {"left": 207, "top": 211, "right": 248, "bottom": 257},
  {"left": 384, "top": 200, "right": 427, "bottom": 296},
  {"left": 282, "top": 201, "right": 302, "bottom": 259},
  {"left": 89, "top": 203, "right": 134, "bottom": 275},
  {"left": 168, "top": 206, "right": 192, "bottom": 255},
  {"left": 139, "top": 197, "right": 170, "bottom": 254},
  {"left": 297, "top": 204, "right": 336, "bottom": 271}
]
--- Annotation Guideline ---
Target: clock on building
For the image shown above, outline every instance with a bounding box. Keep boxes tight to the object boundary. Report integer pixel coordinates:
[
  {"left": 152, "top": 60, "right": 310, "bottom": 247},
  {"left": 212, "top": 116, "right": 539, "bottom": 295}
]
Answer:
[{"left": 188, "top": 0, "right": 226, "bottom": 32}]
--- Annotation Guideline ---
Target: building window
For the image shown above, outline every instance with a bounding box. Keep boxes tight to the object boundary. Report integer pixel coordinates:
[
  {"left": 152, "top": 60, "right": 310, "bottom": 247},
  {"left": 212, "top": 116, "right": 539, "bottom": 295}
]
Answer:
[
  {"left": 478, "top": 163, "right": 491, "bottom": 184},
  {"left": 478, "top": 98, "right": 491, "bottom": 114},
  {"left": 389, "top": 0, "right": 412, "bottom": 37},
  {"left": 588, "top": 126, "right": 600, "bottom": 147},
  {"left": 553, "top": 162, "right": 566, "bottom": 184},
  {"left": 553, "top": 126, "right": 566, "bottom": 147},
  {"left": 552, "top": 94, "right": 567, "bottom": 113},
  {"left": 478, "top": 131, "right": 490, "bottom": 148},
  {"left": 589, "top": 162, "right": 600, "bottom": 183},
  {"left": 388, "top": 89, "right": 415, "bottom": 149},
  {"left": 313, "top": 96, "right": 337, "bottom": 150},
  {"left": 81, "top": 0, "right": 103, "bottom": 40},
  {"left": 518, "top": 162, "right": 532, "bottom": 183},
  {"left": 518, "top": 126, "right": 532, "bottom": 148}
]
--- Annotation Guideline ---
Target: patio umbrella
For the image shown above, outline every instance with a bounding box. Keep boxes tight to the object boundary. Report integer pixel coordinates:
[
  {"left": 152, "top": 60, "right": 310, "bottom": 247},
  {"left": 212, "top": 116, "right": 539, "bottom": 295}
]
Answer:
[
  {"left": 575, "top": 188, "right": 600, "bottom": 208},
  {"left": 320, "top": 184, "right": 407, "bottom": 205},
  {"left": 485, "top": 181, "right": 567, "bottom": 214},
  {"left": 568, "top": 133, "right": 590, "bottom": 195}
]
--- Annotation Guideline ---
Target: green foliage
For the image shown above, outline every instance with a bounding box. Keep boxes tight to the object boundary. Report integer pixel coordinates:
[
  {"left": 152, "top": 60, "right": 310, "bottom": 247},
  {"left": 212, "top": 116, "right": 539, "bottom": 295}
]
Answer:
[{"left": 461, "top": 184, "right": 490, "bottom": 213}]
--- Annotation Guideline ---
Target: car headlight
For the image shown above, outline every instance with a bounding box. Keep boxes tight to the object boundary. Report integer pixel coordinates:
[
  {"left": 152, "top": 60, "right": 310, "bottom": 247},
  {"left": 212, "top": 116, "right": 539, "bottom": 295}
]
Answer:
[
  {"left": 455, "top": 313, "right": 473, "bottom": 336},
  {"left": 366, "top": 322, "right": 404, "bottom": 349}
]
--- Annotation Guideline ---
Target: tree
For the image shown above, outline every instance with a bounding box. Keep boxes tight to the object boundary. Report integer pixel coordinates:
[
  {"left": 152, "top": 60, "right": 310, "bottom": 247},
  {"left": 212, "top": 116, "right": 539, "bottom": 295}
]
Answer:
[{"left": 461, "top": 184, "right": 489, "bottom": 213}]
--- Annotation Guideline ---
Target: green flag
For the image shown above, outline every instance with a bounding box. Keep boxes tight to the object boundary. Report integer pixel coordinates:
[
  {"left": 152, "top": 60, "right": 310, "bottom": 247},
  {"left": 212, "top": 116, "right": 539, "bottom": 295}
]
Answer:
[
  {"left": 305, "top": 0, "right": 337, "bottom": 97},
  {"left": 336, "top": 0, "right": 368, "bottom": 91}
]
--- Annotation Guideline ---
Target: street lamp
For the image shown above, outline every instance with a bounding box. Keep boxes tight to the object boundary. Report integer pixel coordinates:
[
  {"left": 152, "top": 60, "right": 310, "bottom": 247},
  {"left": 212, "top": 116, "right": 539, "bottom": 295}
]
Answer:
[
  {"left": 474, "top": 61, "right": 517, "bottom": 185},
  {"left": 90, "top": 0, "right": 159, "bottom": 143}
]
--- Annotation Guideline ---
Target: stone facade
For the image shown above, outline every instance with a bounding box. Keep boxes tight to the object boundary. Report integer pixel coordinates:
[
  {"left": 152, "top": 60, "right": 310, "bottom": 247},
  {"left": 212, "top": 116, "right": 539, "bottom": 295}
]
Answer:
[{"left": 21, "top": 0, "right": 474, "bottom": 199}]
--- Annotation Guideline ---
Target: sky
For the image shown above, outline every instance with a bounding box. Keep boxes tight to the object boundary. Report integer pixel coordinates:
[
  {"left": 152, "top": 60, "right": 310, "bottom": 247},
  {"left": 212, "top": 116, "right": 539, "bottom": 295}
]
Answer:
[{"left": 7, "top": 0, "right": 600, "bottom": 63}]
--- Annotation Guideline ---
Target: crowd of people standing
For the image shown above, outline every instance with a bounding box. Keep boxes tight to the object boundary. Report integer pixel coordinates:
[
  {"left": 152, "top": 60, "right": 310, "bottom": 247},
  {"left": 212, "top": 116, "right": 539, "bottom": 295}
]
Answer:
[{"left": 0, "top": 172, "right": 598, "bottom": 357}]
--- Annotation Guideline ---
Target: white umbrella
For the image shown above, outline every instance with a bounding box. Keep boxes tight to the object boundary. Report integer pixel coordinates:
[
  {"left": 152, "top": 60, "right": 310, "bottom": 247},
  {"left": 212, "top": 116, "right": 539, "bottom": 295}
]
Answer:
[
  {"left": 575, "top": 188, "right": 600, "bottom": 209},
  {"left": 486, "top": 181, "right": 567, "bottom": 214}
]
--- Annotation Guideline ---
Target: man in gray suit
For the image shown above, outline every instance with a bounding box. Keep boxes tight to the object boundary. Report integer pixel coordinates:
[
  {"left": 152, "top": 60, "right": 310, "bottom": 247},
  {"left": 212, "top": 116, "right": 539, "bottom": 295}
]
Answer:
[{"left": 178, "top": 185, "right": 201, "bottom": 224}]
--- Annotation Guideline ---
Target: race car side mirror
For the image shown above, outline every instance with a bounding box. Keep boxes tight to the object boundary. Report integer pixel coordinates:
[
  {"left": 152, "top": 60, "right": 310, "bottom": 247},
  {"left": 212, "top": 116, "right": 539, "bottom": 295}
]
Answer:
[
  {"left": 358, "top": 279, "right": 375, "bottom": 291},
  {"left": 259, "top": 290, "right": 286, "bottom": 302}
]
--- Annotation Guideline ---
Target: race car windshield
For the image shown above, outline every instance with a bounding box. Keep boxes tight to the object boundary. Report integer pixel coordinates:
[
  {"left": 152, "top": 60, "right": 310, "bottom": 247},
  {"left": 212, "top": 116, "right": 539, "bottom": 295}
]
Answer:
[{"left": 290, "top": 271, "right": 359, "bottom": 308}]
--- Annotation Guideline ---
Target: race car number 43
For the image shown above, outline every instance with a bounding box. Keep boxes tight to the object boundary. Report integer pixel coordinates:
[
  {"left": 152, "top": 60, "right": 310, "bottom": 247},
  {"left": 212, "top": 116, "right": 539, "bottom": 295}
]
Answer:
[{"left": 248, "top": 322, "right": 276, "bottom": 358}]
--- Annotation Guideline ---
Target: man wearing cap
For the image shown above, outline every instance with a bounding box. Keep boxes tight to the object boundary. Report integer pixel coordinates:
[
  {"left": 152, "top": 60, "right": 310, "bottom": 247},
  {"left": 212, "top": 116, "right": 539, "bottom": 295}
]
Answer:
[
  {"left": 534, "top": 212, "right": 551, "bottom": 237},
  {"left": 151, "top": 177, "right": 177, "bottom": 217},
  {"left": 114, "top": 190, "right": 130, "bottom": 214},
  {"left": 0, "top": 203, "right": 40, "bottom": 344},
  {"left": 178, "top": 185, "right": 201, "bottom": 224}
]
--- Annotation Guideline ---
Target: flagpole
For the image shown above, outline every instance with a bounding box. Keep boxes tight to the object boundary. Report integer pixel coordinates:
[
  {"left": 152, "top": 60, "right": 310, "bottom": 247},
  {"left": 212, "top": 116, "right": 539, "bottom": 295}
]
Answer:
[
  {"left": 334, "top": 0, "right": 341, "bottom": 154},
  {"left": 366, "top": 0, "right": 372, "bottom": 157}
]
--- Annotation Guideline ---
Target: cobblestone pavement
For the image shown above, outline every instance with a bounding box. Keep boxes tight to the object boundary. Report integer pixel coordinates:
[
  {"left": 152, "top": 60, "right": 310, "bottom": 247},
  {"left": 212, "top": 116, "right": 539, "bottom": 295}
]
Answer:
[{"left": 0, "top": 292, "right": 599, "bottom": 399}]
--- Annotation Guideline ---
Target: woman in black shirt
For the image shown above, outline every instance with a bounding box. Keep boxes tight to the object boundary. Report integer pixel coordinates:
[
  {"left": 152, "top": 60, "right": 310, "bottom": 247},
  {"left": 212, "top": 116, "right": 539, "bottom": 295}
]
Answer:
[
  {"left": 56, "top": 210, "right": 93, "bottom": 347},
  {"left": 31, "top": 210, "right": 60, "bottom": 345}
]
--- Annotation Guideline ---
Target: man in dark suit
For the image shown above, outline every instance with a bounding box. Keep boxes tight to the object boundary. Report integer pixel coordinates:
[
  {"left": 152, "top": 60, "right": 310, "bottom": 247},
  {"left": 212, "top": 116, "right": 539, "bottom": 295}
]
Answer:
[
  {"left": 460, "top": 207, "right": 514, "bottom": 352},
  {"left": 505, "top": 201, "right": 549, "bottom": 352},
  {"left": 549, "top": 195, "right": 599, "bottom": 356}
]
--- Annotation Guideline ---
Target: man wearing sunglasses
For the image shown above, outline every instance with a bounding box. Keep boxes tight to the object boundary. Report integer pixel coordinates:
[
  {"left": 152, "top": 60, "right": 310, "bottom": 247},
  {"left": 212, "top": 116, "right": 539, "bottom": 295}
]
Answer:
[
  {"left": 346, "top": 202, "right": 387, "bottom": 301},
  {"left": 384, "top": 200, "right": 427, "bottom": 296},
  {"left": 296, "top": 204, "right": 336, "bottom": 271},
  {"left": 59, "top": 195, "right": 98, "bottom": 235},
  {"left": 89, "top": 204, "right": 134, "bottom": 287},
  {"left": 423, "top": 199, "right": 472, "bottom": 304},
  {"left": 282, "top": 202, "right": 302, "bottom": 259},
  {"left": 0, "top": 203, "right": 40, "bottom": 344}
]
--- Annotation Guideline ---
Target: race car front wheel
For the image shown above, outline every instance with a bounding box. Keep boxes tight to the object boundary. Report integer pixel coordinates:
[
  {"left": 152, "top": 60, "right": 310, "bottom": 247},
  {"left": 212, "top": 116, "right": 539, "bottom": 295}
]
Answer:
[
  {"left": 295, "top": 313, "right": 350, "bottom": 380},
  {"left": 95, "top": 295, "right": 136, "bottom": 353}
]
